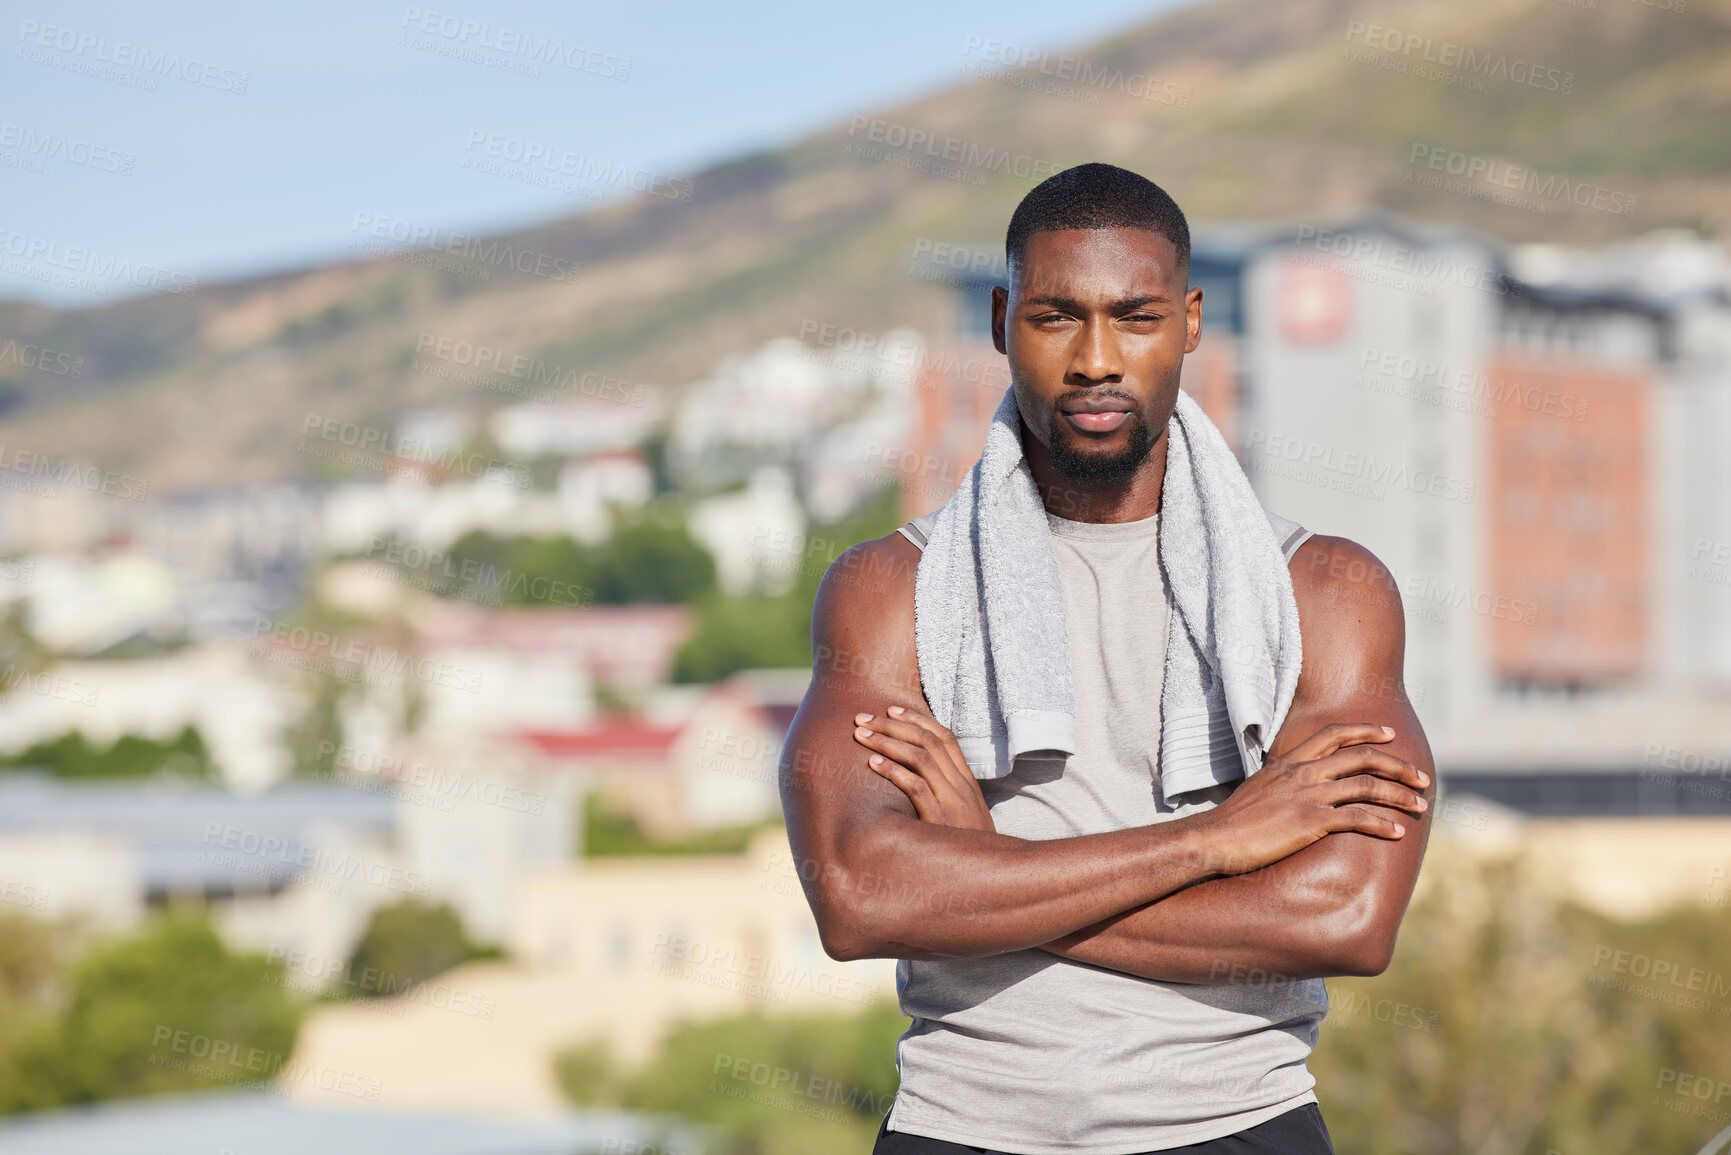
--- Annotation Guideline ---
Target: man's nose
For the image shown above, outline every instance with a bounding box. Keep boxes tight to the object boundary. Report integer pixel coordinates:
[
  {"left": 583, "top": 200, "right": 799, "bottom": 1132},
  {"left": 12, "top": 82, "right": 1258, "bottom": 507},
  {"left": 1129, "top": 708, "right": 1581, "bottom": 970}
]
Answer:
[{"left": 1068, "top": 318, "right": 1123, "bottom": 382}]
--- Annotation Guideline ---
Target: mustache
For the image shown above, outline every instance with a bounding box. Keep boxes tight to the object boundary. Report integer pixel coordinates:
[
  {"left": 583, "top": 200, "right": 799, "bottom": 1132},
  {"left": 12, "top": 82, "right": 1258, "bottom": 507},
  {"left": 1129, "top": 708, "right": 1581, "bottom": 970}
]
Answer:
[{"left": 1052, "top": 388, "right": 1139, "bottom": 412}]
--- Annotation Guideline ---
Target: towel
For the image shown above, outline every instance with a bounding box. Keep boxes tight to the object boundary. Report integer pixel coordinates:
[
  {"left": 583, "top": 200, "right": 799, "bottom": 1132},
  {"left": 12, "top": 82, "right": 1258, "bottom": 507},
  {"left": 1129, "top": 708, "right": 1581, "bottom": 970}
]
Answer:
[{"left": 910, "top": 386, "right": 1304, "bottom": 803}]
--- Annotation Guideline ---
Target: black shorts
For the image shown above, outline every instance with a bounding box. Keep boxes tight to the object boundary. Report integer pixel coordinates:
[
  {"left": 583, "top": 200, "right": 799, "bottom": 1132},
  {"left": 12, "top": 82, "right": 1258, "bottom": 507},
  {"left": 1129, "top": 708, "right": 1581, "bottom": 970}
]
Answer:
[{"left": 870, "top": 1102, "right": 1334, "bottom": 1154}]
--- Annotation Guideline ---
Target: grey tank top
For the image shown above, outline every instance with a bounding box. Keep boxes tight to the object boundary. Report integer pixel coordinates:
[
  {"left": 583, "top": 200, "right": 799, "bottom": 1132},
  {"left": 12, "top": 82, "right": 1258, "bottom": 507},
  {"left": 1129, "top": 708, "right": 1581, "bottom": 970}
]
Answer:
[{"left": 886, "top": 506, "right": 1325, "bottom": 1153}]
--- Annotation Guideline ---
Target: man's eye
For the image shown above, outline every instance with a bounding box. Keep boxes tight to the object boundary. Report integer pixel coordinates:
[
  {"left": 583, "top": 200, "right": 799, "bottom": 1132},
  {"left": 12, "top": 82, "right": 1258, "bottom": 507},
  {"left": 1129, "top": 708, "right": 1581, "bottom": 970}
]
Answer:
[{"left": 1124, "top": 313, "right": 1160, "bottom": 323}]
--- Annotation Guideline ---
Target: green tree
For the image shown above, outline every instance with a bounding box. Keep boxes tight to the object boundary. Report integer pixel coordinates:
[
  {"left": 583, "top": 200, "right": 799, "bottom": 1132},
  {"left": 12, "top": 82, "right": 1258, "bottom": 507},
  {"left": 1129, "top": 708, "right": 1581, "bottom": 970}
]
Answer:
[
  {"left": 590, "top": 509, "right": 715, "bottom": 604},
  {"left": 502, "top": 534, "right": 595, "bottom": 603},
  {"left": 0, "top": 911, "right": 80, "bottom": 1114},
  {"left": 673, "top": 486, "right": 905, "bottom": 683},
  {"left": 579, "top": 790, "right": 778, "bottom": 857},
  {"left": 344, "top": 899, "right": 499, "bottom": 996},
  {"left": 1, "top": 912, "right": 302, "bottom": 1113},
  {"left": 671, "top": 593, "right": 811, "bottom": 684},
  {"left": 1312, "top": 845, "right": 1731, "bottom": 1154},
  {"left": 0, "top": 726, "right": 214, "bottom": 780},
  {"left": 284, "top": 673, "right": 349, "bottom": 780},
  {"left": 0, "top": 602, "right": 48, "bottom": 679},
  {"left": 556, "top": 1001, "right": 909, "bottom": 1155},
  {"left": 444, "top": 506, "right": 715, "bottom": 608}
]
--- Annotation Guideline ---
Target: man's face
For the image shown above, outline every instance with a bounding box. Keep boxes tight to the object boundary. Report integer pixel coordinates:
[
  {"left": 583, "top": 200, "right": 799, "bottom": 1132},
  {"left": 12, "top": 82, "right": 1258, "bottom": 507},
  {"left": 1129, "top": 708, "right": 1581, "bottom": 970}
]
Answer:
[{"left": 992, "top": 227, "right": 1201, "bottom": 485}]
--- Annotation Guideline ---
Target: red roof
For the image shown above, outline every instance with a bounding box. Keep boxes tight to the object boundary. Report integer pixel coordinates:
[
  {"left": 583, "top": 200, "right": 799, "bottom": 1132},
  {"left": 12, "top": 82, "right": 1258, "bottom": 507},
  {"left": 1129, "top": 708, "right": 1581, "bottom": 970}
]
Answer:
[{"left": 517, "top": 719, "right": 681, "bottom": 759}]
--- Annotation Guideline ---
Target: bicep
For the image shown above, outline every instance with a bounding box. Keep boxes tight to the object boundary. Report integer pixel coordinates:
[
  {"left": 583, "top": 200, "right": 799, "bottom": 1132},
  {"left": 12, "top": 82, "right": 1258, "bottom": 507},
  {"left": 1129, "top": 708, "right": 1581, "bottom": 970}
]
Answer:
[
  {"left": 779, "top": 539, "right": 928, "bottom": 892},
  {"left": 1268, "top": 698, "right": 1433, "bottom": 899},
  {"left": 1269, "top": 536, "right": 1436, "bottom": 906}
]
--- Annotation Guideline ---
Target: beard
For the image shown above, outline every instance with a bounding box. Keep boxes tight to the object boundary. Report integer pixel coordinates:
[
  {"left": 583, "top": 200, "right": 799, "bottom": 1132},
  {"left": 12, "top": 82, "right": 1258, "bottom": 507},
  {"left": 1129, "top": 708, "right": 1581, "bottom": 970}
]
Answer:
[{"left": 1046, "top": 407, "right": 1156, "bottom": 485}]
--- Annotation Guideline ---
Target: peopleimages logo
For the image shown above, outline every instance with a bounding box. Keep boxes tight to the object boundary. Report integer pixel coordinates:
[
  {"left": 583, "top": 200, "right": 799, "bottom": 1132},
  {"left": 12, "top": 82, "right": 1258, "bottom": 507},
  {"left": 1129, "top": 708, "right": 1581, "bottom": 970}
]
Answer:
[
  {"left": 1355, "top": 346, "right": 1590, "bottom": 423},
  {"left": 201, "top": 822, "right": 436, "bottom": 897},
  {"left": 0, "top": 228, "right": 198, "bottom": 297},
  {"left": 247, "top": 617, "right": 486, "bottom": 693},
  {"left": 0, "top": 443, "right": 150, "bottom": 501},
  {"left": 1407, "top": 144, "right": 1637, "bottom": 218},
  {"left": 412, "top": 332, "right": 643, "bottom": 405},
  {"left": 844, "top": 117, "right": 1062, "bottom": 182},
  {"left": 1342, "top": 21, "right": 1575, "bottom": 94},
  {"left": 351, "top": 212, "right": 583, "bottom": 283},
  {"left": 398, "top": 7, "right": 631, "bottom": 80},
  {"left": 1246, "top": 428, "right": 1479, "bottom": 505},
  {"left": 15, "top": 19, "right": 251, "bottom": 93},
  {"left": 461, "top": 130, "right": 693, "bottom": 202},
  {"left": 0, "top": 338, "right": 84, "bottom": 378},
  {"left": 298, "top": 413, "right": 529, "bottom": 489},
  {"left": 958, "top": 36, "right": 1191, "bottom": 108},
  {"left": 0, "top": 121, "right": 135, "bottom": 175},
  {"left": 1292, "top": 225, "right": 1518, "bottom": 298}
]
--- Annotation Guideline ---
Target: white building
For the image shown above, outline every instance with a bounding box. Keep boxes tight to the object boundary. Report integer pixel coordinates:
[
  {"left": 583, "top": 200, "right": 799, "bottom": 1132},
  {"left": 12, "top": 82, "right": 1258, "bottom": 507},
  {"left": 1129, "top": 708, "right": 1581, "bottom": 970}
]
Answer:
[
  {"left": 685, "top": 465, "right": 806, "bottom": 597},
  {"left": 489, "top": 393, "right": 666, "bottom": 460},
  {"left": 669, "top": 332, "right": 921, "bottom": 512},
  {"left": 0, "top": 645, "right": 298, "bottom": 791}
]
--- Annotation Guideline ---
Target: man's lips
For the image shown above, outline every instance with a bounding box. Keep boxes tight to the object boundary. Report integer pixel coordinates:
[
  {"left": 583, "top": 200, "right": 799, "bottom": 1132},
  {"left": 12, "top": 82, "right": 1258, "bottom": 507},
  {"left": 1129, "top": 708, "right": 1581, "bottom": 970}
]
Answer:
[
  {"left": 1065, "top": 411, "right": 1130, "bottom": 433},
  {"left": 1060, "top": 403, "right": 1133, "bottom": 434}
]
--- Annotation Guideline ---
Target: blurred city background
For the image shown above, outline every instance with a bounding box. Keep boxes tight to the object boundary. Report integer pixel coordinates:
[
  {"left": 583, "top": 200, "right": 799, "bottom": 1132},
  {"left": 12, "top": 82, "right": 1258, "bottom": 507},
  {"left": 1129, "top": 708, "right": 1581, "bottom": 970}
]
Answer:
[{"left": 2, "top": 0, "right": 1730, "bottom": 1152}]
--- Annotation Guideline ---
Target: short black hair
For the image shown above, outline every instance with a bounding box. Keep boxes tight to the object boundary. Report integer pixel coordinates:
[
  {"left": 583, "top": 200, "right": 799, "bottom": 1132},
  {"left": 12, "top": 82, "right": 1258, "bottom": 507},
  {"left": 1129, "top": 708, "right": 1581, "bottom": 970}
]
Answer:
[{"left": 1005, "top": 162, "right": 1190, "bottom": 280}]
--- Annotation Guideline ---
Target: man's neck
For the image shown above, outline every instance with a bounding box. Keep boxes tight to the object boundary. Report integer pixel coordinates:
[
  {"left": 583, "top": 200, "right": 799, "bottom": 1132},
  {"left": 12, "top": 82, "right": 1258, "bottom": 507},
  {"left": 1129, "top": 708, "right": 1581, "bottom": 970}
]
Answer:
[{"left": 1022, "top": 420, "right": 1170, "bottom": 524}]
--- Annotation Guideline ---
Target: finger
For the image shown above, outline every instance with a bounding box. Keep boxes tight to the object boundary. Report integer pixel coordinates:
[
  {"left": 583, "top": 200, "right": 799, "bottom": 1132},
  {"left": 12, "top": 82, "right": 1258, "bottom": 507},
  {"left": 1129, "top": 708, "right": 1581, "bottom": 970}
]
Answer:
[
  {"left": 856, "top": 718, "right": 968, "bottom": 786},
  {"left": 884, "top": 704, "right": 953, "bottom": 742},
  {"left": 866, "top": 755, "right": 939, "bottom": 819},
  {"left": 1308, "top": 747, "right": 1429, "bottom": 790},
  {"left": 1291, "top": 722, "right": 1397, "bottom": 762},
  {"left": 877, "top": 712, "right": 976, "bottom": 795},
  {"left": 858, "top": 714, "right": 945, "bottom": 748},
  {"left": 1328, "top": 803, "right": 1407, "bottom": 840},
  {"left": 856, "top": 727, "right": 951, "bottom": 784},
  {"left": 888, "top": 706, "right": 976, "bottom": 780},
  {"left": 1324, "top": 774, "right": 1427, "bottom": 815}
]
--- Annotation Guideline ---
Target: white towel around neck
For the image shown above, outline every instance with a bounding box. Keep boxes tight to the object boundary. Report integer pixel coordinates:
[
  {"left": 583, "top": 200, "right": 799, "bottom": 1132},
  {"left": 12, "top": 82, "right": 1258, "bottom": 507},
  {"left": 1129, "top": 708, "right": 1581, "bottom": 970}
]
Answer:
[{"left": 909, "top": 386, "right": 1305, "bottom": 803}]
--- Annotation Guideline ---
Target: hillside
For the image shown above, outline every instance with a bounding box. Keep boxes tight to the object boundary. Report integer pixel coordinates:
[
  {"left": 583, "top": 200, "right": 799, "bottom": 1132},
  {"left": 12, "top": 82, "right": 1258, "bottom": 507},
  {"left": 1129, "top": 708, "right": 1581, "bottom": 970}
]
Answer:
[{"left": 4, "top": 0, "right": 1730, "bottom": 494}]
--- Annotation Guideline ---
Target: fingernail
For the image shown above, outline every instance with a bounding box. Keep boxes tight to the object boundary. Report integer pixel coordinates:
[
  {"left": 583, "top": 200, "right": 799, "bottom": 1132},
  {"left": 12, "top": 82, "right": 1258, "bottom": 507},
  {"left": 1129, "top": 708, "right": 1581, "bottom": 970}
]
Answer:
[
  {"left": 1394, "top": 823, "right": 1406, "bottom": 835},
  {"left": 1415, "top": 798, "right": 1427, "bottom": 811},
  {"left": 854, "top": 713, "right": 871, "bottom": 724},
  {"left": 1418, "top": 772, "right": 1430, "bottom": 787},
  {"left": 888, "top": 706, "right": 905, "bottom": 715},
  {"left": 1380, "top": 726, "right": 1395, "bottom": 736},
  {"left": 869, "top": 754, "right": 883, "bottom": 766},
  {"left": 855, "top": 727, "right": 872, "bottom": 737}
]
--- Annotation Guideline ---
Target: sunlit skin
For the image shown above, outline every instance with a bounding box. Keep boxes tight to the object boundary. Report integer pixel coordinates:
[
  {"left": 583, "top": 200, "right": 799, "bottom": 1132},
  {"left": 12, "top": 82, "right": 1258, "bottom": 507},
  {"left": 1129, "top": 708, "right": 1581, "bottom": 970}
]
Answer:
[
  {"left": 779, "top": 213, "right": 1435, "bottom": 989},
  {"left": 992, "top": 227, "right": 1203, "bottom": 522}
]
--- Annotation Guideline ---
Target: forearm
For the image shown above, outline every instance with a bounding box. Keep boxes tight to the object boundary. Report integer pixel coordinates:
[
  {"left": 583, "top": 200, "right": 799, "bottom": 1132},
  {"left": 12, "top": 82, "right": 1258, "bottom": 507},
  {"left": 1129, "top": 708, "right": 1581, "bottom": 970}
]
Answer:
[
  {"left": 1049, "top": 584, "right": 1439, "bottom": 987},
  {"left": 785, "top": 537, "right": 1238, "bottom": 962},
  {"left": 793, "top": 771, "right": 1223, "bottom": 960},
  {"left": 1040, "top": 814, "right": 1427, "bottom": 982}
]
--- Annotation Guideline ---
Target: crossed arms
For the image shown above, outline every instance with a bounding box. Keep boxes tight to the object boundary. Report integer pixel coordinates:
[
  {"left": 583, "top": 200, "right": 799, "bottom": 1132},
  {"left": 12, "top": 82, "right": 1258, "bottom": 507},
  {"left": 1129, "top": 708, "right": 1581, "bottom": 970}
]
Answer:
[{"left": 776, "top": 530, "right": 1434, "bottom": 984}]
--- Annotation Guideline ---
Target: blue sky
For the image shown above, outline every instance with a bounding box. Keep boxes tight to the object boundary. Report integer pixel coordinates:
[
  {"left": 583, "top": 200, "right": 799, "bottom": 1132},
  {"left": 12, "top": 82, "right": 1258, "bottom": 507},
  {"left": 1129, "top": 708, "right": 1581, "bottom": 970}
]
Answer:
[{"left": 0, "top": 0, "right": 1187, "bottom": 306}]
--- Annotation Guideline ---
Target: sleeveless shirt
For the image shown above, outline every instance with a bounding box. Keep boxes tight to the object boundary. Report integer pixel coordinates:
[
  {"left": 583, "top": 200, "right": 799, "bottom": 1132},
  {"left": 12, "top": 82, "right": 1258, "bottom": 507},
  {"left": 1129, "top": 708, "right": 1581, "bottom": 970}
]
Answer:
[{"left": 884, "top": 505, "right": 1326, "bottom": 1153}]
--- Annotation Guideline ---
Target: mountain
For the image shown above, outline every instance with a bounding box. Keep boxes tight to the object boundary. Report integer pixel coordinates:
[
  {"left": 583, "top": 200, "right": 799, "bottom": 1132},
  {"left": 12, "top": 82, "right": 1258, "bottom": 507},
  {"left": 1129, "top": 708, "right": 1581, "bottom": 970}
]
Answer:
[{"left": 4, "top": 0, "right": 1729, "bottom": 494}]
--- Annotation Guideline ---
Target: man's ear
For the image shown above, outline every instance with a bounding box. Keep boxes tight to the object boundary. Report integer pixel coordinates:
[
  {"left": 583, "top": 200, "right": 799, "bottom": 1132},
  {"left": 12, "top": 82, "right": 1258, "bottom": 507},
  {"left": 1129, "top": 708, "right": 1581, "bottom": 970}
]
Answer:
[
  {"left": 1184, "top": 285, "right": 1204, "bottom": 355},
  {"left": 992, "top": 285, "right": 1009, "bottom": 355}
]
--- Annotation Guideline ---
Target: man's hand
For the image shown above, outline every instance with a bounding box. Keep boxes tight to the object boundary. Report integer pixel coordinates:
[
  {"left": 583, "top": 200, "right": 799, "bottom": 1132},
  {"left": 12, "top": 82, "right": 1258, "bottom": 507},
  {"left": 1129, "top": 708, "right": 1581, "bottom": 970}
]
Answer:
[
  {"left": 783, "top": 533, "right": 1255, "bottom": 963},
  {"left": 1031, "top": 535, "right": 1438, "bottom": 982},
  {"left": 851, "top": 705, "right": 994, "bottom": 833},
  {"left": 856, "top": 710, "right": 1429, "bottom": 874},
  {"left": 1189, "top": 722, "right": 1429, "bottom": 876}
]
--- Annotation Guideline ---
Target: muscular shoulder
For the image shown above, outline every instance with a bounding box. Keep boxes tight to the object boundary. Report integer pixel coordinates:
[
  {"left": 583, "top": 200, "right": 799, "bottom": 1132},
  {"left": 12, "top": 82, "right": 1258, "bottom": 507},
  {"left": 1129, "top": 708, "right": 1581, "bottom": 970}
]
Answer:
[
  {"left": 816, "top": 532, "right": 920, "bottom": 626},
  {"left": 809, "top": 532, "right": 923, "bottom": 697},
  {"left": 1289, "top": 535, "right": 1402, "bottom": 632},
  {"left": 1286, "top": 535, "right": 1406, "bottom": 703}
]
